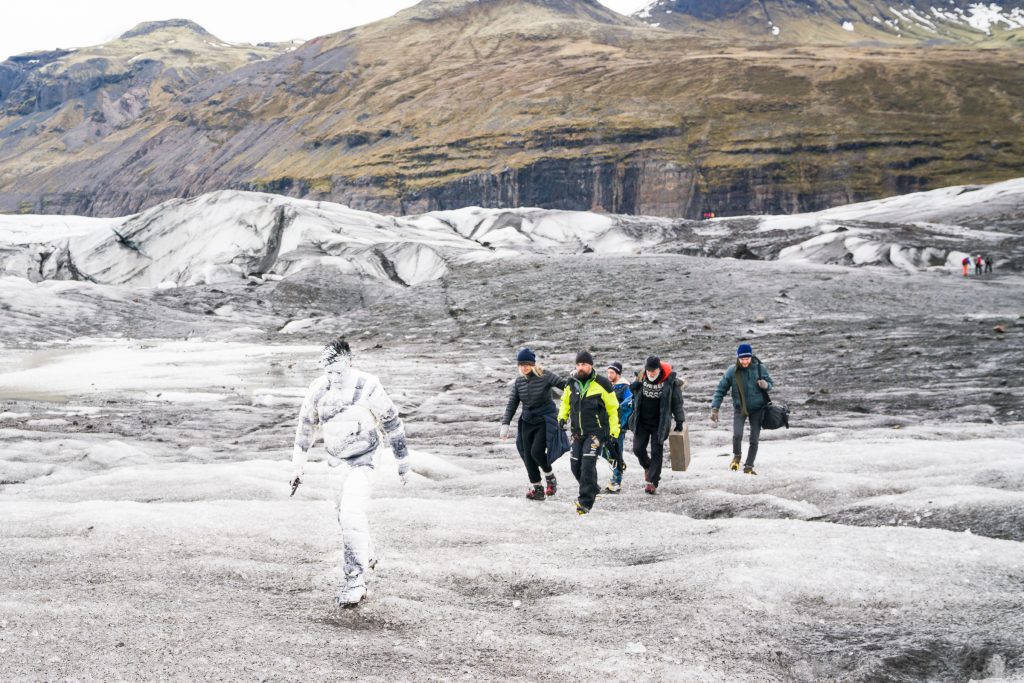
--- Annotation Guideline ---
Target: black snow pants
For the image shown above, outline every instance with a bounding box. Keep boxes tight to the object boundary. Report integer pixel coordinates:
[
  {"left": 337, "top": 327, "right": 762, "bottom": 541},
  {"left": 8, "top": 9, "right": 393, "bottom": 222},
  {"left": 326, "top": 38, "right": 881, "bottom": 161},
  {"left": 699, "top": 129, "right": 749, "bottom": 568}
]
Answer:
[
  {"left": 570, "top": 432, "right": 602, "bottom": 511},
  {"left": 520, "top": 418, "right": 552, "bottom": 484},
  {"left": 633, "top": 424, "right": 665, "bottom": 487}
]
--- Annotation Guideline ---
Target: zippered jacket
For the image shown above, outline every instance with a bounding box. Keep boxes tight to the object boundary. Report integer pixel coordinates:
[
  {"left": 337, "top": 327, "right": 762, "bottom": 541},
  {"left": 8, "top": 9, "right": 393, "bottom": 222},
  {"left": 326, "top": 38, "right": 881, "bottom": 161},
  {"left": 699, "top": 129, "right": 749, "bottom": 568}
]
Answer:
[
  {"left": 558, "top": 369, "right": 620, "bottom": 439},
  {"left": 613, "top": 382, "right": 634, "bottom": 429},
  {"left": 627, "top": 361, "right": 685, "bottom": 442},
  {"left": 711, "top": 358, "right": 774, "bottom": 414},
  {"left": 502, "top": 369, "right": 567, "bottom": 425},
  {"left": 292, "top": 367, "right": 409, "bottom": 475}
]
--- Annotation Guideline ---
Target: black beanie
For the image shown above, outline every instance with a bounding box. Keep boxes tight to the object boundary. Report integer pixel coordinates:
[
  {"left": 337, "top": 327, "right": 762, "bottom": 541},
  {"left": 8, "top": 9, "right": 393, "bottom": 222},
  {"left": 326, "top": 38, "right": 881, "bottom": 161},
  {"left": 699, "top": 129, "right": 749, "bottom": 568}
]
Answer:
[
  {"left": 516, "top": 347, "right": 536, "bottom": 364},
  {"left": 575, "top": 350, "right": 594, "bottom": 365},
  {"left": 645, "top": 356, "right": 661, "bottom": 371},
  {"left": 607, "top": 361, "right": 623, "bottom": 375}
]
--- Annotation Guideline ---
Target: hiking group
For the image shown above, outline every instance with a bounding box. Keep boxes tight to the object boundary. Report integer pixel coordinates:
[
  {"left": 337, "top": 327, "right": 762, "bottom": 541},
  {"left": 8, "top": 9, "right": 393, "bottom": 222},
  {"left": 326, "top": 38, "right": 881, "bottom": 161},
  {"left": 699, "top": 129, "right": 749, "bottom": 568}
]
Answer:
[
  {"left": 501, "top": 342, "right": 775, "bottom": 515},
  {"left": 961, "top": 254, "right": 994, "bottom": 276},
  {"left": 286, "top": 336, "right": 779, "bottom": 608}
]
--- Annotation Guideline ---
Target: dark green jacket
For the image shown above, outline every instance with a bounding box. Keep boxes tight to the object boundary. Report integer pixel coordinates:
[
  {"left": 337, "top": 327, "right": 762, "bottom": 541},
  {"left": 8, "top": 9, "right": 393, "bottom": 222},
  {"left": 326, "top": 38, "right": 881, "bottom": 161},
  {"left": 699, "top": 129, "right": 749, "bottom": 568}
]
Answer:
[{"left": 711, "top": 358, "right": 774, "bottom": 414}]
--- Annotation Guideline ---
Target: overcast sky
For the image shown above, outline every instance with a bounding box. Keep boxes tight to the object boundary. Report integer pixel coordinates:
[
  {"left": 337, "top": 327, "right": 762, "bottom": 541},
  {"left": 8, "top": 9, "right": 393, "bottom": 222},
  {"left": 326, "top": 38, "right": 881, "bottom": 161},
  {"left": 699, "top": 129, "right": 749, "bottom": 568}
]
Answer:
[{"left": 2, "top": 0, "right": 649, "bottom": 59}]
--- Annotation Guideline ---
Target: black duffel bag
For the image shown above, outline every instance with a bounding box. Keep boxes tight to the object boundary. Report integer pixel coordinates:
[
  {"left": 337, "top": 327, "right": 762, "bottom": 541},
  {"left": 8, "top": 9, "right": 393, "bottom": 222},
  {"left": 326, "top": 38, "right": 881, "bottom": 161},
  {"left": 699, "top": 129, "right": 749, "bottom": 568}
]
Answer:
[
  {"left": 757, "top": 366, "right": 789, "bottom": 430},
  {"left": 761, "top": 400, "right": 790, "bottom": 430}
]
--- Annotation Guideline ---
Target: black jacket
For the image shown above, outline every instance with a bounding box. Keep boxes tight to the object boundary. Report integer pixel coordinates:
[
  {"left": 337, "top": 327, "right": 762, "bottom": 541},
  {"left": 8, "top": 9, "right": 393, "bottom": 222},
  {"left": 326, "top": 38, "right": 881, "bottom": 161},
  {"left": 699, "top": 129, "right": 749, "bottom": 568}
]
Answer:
[
  {"left": 627, "top": 361, "right": 685, "bottom": 442},
  {"left": 502, "top": 370, "right": 567, "bottom": 425}
]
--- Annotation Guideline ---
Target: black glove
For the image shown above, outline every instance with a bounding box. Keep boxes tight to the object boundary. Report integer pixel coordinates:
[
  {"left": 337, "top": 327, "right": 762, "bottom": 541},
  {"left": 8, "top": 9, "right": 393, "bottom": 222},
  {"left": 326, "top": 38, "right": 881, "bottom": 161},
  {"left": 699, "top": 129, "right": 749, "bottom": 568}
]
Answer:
[
  {"left": 674, "top": 421, "right": 684, "bottom": 432},
  {"left": 558, "top": 419, "right": 567, "bottom": 430}
]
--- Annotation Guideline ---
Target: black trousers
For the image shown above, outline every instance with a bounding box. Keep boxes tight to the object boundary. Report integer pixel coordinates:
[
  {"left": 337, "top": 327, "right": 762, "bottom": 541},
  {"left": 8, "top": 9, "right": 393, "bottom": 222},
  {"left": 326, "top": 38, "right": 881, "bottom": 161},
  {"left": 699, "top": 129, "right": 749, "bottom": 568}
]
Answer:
[
  {"left": 733, "top": 407, "right": 765, "bottom": 467},
  {"left": 520, "top": 419, "right": 551, "bottom": 484},
  {"left": 633, "top": 424, "right": 664, "bottom": 486},
  {"left": 570, "top": 432, "right": 602, "bottom": 510}
]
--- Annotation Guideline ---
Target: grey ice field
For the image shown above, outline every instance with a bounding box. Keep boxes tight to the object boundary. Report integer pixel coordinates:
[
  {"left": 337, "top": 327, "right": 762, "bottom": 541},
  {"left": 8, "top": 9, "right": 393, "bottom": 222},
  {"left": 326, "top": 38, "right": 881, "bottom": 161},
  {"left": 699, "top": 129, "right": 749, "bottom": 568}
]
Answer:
[{"left": 0, "top": 186, "right": 1023, "bottom": 682}]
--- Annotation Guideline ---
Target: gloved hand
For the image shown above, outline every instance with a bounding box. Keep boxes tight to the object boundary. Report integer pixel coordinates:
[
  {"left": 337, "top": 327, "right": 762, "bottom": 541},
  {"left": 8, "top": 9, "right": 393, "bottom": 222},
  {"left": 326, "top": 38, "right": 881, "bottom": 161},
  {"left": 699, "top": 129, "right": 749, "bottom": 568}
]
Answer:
[
  {"left": 710, "top": 408, "right": 719, "bottom": 423},
  {"left": 558, "top": 419, "right": 567, "bottom": 430},
  {"left": 399, "top": 470, "right": 411, "bottom": 487},
  {"left": 674, "top": 421, "right": 684, "bottom": 432},
  {"left": 757, "top": 379, "right": 769, "bottom": 389},
  {"left": 499, "top": 424, "right": 510, "bottom": 440},
  {"left": 289, "top": 473, "right": 302, "bottom": 496}
]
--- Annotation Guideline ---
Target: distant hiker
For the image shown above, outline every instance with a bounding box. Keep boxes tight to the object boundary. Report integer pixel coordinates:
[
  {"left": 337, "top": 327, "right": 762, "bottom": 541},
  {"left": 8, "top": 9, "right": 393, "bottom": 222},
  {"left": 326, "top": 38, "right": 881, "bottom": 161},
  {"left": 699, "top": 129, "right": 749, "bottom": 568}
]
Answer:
[
  {"left": 975, "top": 255, "right": 983, "bottom": 275},
  {"left": 602, "top": 361, "right": 634, "bottom": 494},
  {"left": 627, "top": 356, "right": 685, "bottom": 495},
  {"left": 559, "top": 350, "right": 620, "bottom": 515},
  {"left": 962, "top": 256, "right": 970, "bottom": 277},
  {"left": 985, "top": 256, "right": 993, "bottom": 274},
  {"left": 290, "top": 338, "right": 410, "bottom": 608},
  {"left": 710, "top": 343, "right": 774, "bottom": 475},
  {"left": 501, "top": 347, "right": 568, "bottom": 500}
]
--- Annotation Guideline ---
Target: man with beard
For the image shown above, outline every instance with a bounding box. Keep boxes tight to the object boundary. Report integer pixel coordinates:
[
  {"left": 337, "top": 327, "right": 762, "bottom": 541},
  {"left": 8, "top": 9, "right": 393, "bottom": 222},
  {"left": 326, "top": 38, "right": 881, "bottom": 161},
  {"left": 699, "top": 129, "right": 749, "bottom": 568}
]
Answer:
[
  {"left": 710, "top": 343, "right": 773, "bottom": 475},
  {"left": 558, "top": 350, "right": 620, "bottom": 515},
  {"left": 628, "top": 356, "right": 685, "bottom": 494}
]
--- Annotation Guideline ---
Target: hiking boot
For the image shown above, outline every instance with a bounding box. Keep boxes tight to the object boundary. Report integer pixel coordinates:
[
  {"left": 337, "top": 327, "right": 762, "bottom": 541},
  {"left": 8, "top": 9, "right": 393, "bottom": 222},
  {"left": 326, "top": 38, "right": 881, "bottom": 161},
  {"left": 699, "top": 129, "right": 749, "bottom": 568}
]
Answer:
[
  {"left": 526, "top": 484, "right": 546, "bottom": 500},
  {"left": 335, "top": 575, "right": 366, "bottom": 608},
  {"left": 605, "top": 481, "right": 621, "bottom": 494},
  {"left": 730, "top": 456, "right": 741, "bottom": 471},
  {"left": 544, "top": 474, "right": 557, "bottom": 497},
  {"left": 575, "top": 501, "right": 590, "bottom": 516},
  {"left": 644, "top": 483, "right": 657, "bottom": 495},
  {"left": 743, "top": 465, "right": 757, "bottom": 475}
]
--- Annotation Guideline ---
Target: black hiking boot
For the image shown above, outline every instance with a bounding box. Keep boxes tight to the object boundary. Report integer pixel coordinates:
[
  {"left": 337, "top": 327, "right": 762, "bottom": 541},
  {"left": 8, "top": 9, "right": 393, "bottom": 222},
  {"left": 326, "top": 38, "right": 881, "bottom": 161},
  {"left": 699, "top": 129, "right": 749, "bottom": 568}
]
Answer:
[
  {"left": 544, "top": 474, "right": 557, "bottom": 497},
  {"left": 526, "top": 484, "right": 546, "bottom": 500}
]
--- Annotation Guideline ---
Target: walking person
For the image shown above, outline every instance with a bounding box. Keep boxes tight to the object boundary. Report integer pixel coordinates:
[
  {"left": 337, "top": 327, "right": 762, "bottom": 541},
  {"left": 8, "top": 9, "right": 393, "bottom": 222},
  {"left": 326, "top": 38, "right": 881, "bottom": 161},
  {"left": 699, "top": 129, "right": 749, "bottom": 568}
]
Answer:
[
  {"left": 962, "top": 256, "right": 970, "bottom": 277},
  {"left": 558, "top": 350, "right": 619, "bottom": 515},
  {"left": 290, "top": 338, "right": 411, "bottom": 607},
  {"left": 984, "top": 255, "right": 993, "bottom": 274},
  {"left": 500, "top": 347, "right": 568, "bottom": 500},
  {"left": 710, "top": 343, "right": 774, "bottom": 475},
  {"left": 975, "top": 255, "right": 984, "bottom": 275},
  {"left": 603, "top": 361, "right": 633, "bottom": 493},
  {"left": 627, "top": 356, "right": 685, "bottom": 494}
]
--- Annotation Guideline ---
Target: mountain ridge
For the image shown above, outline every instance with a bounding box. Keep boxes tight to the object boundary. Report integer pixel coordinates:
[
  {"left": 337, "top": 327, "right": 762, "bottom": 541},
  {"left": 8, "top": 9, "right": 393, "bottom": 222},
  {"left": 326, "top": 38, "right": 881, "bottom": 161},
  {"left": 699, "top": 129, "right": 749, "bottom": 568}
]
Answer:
[
  {"left": 634, "top": 0, "right": 1024, "bottom": 45},
  {"left": 0, "top": 0, "right": 1022, "bottom": 218}
]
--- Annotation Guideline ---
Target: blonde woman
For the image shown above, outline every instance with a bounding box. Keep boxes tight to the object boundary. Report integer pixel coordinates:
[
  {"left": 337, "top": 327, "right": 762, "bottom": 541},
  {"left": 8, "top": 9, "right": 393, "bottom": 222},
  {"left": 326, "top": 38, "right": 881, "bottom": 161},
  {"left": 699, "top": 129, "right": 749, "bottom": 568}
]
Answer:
[{"left": 500, "top": 348, "right": 568, "bottom": 499}]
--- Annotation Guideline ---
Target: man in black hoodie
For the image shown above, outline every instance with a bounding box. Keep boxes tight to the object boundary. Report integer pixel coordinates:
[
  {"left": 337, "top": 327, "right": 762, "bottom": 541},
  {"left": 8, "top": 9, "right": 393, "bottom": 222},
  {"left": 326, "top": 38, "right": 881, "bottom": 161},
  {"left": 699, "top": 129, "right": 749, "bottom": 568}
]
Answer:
[{"left": 628, "top": 356, "right": 685, "bottom": 494}]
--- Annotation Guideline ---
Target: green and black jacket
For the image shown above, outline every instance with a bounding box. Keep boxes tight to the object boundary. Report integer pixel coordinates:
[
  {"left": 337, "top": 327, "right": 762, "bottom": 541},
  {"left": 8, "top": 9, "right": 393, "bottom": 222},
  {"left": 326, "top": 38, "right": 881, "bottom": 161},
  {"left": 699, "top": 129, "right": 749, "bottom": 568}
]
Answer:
[{"left": 558, "top": 369, "right": 620, "bottom": 439}]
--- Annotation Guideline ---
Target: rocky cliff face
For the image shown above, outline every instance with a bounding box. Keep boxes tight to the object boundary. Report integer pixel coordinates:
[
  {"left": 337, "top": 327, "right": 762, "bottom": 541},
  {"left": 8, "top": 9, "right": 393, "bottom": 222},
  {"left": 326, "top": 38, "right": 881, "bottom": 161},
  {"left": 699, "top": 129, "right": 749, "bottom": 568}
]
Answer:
[{"left": 0, "top": 0, "right": 1022, "bottom": 219}]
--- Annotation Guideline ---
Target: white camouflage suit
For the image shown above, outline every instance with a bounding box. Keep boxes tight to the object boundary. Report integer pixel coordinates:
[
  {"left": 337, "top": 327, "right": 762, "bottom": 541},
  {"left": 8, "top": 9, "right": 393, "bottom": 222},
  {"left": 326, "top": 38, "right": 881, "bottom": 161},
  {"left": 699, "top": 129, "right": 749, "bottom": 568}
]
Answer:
[{"left": 292, "top": 343, "right": 409, "bottom": 597}]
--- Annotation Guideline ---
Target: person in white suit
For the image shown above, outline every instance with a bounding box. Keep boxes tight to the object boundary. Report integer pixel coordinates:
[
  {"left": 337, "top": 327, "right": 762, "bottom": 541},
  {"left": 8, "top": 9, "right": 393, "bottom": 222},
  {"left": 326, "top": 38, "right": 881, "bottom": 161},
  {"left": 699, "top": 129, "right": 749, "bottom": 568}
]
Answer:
[{"left": 290, "top": 338, "right": 410, "bottom": 607}]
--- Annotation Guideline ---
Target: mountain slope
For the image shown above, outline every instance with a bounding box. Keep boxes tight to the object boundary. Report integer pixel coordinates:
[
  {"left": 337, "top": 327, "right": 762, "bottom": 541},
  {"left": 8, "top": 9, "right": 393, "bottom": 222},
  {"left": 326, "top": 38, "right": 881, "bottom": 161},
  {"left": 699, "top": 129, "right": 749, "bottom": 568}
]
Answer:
[
  {"left": 634, "top": 0, "right": 1024, "bottom": 45},
  {"left": 0, "top": 0, "right": 1023, "bottom": 218},
  {"left": 0, "top": 20, "right": 289, "bottom": 210}
]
